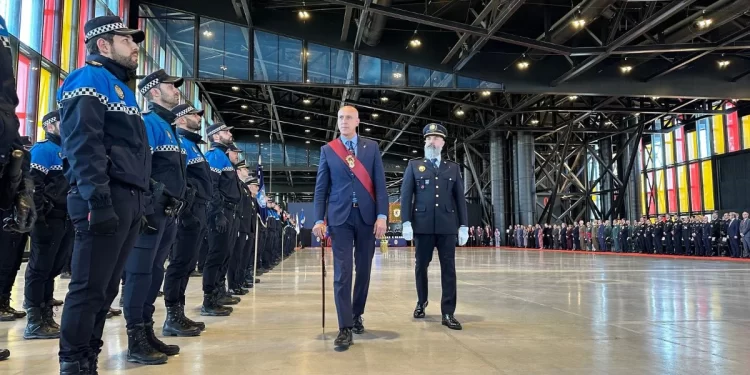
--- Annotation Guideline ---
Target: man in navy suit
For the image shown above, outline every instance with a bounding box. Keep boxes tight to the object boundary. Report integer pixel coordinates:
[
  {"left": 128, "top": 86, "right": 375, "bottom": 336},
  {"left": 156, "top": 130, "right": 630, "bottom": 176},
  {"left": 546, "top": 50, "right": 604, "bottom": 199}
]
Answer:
[
  {"left": 728, "top": 212, "right": 741, "bottom": 258},
  {"left": 313, "top": 105, "right": 388, "bottom": 349}
]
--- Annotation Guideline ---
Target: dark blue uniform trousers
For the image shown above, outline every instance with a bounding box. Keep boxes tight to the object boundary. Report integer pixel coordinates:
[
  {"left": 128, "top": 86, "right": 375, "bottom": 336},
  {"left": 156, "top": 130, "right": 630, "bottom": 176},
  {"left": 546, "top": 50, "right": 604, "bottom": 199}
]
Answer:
[
  {"left": 414, "top": 233, "right": 457, "bottom": 315},
  {"left": 228, "top": 232, "right": 252, "bottom": 290},
  {"left": 122, "top": 201, "right": 177, "bottom": 327},
  {"left": 25, "top": 212, "right": 74, "bottom": 307},
  {"left": 328, "top": 208, "right": 375, "bottom": 329},
  {"left": 59, "top": 184, "right": 144, "bottom": 362},
  {"left": 0, "top": 209, "right": 28, "bottom": 298},
  {"left": 202, "top": 210, "right": 238, "bottom": 293},
  {"left": 164, "top": 201, "right": 207, "bottom": 307},
  {"left": 217, "top": 216, "right": 240, "bottom": 291}
]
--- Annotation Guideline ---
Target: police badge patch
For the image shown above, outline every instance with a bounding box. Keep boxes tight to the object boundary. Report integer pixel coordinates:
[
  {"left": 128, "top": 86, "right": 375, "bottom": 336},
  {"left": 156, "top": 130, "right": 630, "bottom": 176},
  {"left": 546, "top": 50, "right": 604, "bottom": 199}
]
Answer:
[
  {"left": 114, "top": 85, "right": 125, "bottom": 100},
  {"left": 418, "top": 165, "right": 426, "bottom": 172}
]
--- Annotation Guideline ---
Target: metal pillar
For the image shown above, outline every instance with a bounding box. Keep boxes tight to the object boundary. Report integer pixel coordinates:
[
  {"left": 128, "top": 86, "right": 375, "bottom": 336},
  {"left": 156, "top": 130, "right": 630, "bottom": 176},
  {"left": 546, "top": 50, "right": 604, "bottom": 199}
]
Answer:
[
  {"left": 514, "top": 132, "right": 535, "bottom": 225},
  {"left": 618, "top": 128, "right": 640, "bottom": 220},
  {"left": 599, "top": 138, "right": 613, "bottom": 216},
  {"left": 463, "top": 153, "right": 473, "bottom": 198},
  {"left": 490, "top": 131, "right": 506, "bottom": 235}
]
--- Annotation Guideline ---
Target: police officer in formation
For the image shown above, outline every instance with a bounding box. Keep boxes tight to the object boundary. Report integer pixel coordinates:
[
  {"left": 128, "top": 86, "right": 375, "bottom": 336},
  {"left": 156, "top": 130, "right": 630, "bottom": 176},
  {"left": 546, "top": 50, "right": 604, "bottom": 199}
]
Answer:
[
  {"left": 401, "top": 123, "right": 469, "bottom": 330},
  {"left": 227, "top": 162, "right": 255, "bottom": 295},
  {"left": 57, "top": 16, "right": 151, "bottom": 374},
  {"left": 23, "top": 111, "right": 72, "bottom": 340}
]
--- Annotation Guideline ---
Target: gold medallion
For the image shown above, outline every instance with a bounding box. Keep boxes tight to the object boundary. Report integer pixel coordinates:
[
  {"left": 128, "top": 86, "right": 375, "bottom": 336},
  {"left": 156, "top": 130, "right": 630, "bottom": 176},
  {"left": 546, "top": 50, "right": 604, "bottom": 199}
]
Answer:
[
  {"left": 429, "top": 124, "right": 436, "bottom": 131},
  {"left": 114, "top": 85, "right": 125, "bottom": 100},
  {"left": 418, "top": 165, "right": 426, "bottom": 172},
  {"left": 346, "top": 155, "right": 356, "bottom": 169}
]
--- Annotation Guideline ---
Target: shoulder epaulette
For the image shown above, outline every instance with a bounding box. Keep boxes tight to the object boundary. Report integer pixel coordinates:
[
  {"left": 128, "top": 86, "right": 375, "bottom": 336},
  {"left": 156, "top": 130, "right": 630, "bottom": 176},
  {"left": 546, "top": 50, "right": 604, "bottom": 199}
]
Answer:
[{"left": 86, "top": 60, "right": 103, "bottom": 67}]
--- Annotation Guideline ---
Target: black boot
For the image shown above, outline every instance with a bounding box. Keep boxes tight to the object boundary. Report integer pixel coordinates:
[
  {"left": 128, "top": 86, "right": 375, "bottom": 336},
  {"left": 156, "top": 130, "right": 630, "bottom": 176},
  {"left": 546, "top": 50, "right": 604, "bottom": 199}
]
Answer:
[
  {"left": 88, "top": 346, "right": 101, "bottom": 375},
  {"left": 126, "top": 323, "right": 168, "bottom": 365},
  {"left": 162, "top": 306, "right": 201, "bottom": 337},
  {"left": 229, "top": 287, "right": 248, "bottom": 296},
  {"left": 50, "top": 298, "right": 64, "bottom": 307},
  {"left": 178, "top": 304, "right": 205, "bottom": 331},
  {"left": 217, "top": 289, "right": 240, "bottom": 305},
  {"left": 200, "top": 293, "right": 232, "bottom": 317},
  {"left": 60, "top": 360, "right": 90, "bottom": 374},
  {"left": 144, "top": 321, "right": 180, "bottom": 356},
  {"left": 0, "top": 297, "right": 25, "bottom": 320},
  {"left": 0, "top": 348, "right": 8, "bottom": 361},
  {"left": 23, "top": 306, "right": 60, "bottom": 339},
  {"left": 334, "top": 328, "right": 353, "bottom": 348},
  {"left": 44, "top": 303, "right": 60, "bottom": 330}
]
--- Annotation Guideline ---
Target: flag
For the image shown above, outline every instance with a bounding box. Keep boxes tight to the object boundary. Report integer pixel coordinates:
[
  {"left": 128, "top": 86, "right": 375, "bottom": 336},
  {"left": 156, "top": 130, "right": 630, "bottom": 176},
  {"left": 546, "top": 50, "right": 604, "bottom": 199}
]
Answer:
[
  {"left": 299, "top": 209, "right": 305, "bottom": 226},
  {"left": 256, "top": 154, "right": 267, "bottom": 222},
  {"left": 295, "top": 213, "right": 300, "bottom": 234}
]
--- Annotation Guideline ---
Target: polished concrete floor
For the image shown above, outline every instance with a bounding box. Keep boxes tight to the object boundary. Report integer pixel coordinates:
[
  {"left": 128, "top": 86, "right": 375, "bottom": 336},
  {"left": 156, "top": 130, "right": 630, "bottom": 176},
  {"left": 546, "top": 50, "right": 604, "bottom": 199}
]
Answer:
[{"left": 3, "top": 247, "right": 750, "bottom": 374}]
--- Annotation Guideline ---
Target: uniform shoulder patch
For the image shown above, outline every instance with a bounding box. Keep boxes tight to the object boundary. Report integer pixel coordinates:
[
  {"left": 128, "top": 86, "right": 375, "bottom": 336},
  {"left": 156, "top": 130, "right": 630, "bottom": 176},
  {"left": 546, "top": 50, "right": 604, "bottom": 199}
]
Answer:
[
  {"left": 86, "top": 60, "right": 103, "bottom": 67},
  {"left": 114, "top": 85, "right": 125, "bottom": 100}
]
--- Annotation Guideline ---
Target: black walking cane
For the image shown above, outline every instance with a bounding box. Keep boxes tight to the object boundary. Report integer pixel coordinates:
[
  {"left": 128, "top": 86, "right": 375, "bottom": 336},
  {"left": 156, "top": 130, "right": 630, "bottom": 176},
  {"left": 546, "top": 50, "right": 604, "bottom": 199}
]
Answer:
[{"left": 320, "top": 235, "right": 326, "bottom": 329}]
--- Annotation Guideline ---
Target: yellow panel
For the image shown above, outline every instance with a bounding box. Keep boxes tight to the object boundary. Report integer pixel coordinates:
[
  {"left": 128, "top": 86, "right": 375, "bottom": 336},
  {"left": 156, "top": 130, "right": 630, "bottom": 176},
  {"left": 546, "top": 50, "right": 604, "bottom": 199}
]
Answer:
[
  {"left": 687, "top": 131, "right": 697, "bottom": 160},
  {"left": 664, "top": 132, "right": 674, "bottom": 165},
  {"left": 713, "top": 114, "right": 725, "bottom": 155},
  {"left": 60, "top": 0, "right": 76, "bottom": 73},
  {"left": 677, "top": 166, "right": 688, "bottom": 213},
  {"left": 702, "top": 161, "right": 714, "bottom": 211},
  {"left": 36, "top": 69, "right": 52, "bottom": 141},
  {"left": 743, "top": 115, "right": 750, "bottom": 150},
  {"left": 656, "top": 170, "right": 666, "bottom": 214}
]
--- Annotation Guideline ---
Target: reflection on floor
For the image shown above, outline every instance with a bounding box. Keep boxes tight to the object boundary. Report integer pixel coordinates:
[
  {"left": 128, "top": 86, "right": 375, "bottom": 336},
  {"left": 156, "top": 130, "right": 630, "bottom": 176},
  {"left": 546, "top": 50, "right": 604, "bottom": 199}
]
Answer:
[{"left": 3, "top": 247, "right": 750, "bottom": 374}]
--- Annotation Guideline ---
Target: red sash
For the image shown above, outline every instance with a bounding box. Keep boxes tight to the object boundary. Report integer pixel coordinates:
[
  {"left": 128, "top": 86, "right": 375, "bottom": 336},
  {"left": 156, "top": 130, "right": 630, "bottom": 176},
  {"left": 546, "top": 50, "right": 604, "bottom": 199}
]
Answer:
[{"left": 328, "top": 139, "right": 376, "bottom": 201}]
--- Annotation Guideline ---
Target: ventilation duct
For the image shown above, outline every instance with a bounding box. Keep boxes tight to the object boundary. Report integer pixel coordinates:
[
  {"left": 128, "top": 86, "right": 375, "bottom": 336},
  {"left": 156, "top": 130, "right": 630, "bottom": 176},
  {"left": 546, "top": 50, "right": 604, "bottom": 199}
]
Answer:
[{"left": 361, "top": 0, "right": 392, "bottom": 47}]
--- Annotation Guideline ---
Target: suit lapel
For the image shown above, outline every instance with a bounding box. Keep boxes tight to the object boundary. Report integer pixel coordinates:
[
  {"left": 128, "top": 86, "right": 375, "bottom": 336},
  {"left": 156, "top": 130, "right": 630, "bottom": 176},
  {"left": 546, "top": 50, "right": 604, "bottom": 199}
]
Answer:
[
  {"left": 357, "top": 138, "right": 366, "bottom": 161},
  {"left": 424, "top": 159, "right": 437, "bottom": 174}
]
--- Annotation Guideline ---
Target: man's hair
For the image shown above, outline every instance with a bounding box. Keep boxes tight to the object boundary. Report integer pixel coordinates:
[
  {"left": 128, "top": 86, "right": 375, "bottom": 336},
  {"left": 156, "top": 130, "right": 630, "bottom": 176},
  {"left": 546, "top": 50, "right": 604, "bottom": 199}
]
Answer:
[
  {"left": 144, "top": 88, "right": 156, "bottom": 101},
  {"left": 86, "top": 33, "right": 116, "bottom": 55}
]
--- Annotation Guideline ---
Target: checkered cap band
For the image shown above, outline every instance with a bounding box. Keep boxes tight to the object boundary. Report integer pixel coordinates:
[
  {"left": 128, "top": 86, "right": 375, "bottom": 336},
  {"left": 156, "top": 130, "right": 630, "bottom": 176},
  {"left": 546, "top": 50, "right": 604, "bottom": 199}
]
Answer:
[
  {"left": 154, "top": 145, "right": 181, "bottom": 153},
  {"left": 175, "top": 106, "right": 197, "bottom": 118},
  {"left": 85, "top": 22, "right": 126, "bottom": 42},
  {"left": 139, "top": 78, "right": 160, "bottom": 95},
  {"left": 207, "top": 124, "right": 228, "bottom": 136},
  {"left": 31, "top": 163, "right": 49, "bottom": 175},
  {"left": 42, "top": 116, "right": 59, "bottom": 127}
]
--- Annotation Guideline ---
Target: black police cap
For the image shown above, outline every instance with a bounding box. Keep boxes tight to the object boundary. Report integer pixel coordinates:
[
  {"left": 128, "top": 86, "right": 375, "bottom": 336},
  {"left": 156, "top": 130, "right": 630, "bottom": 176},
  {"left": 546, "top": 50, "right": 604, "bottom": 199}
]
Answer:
[
  {"left": 84, "top": 16, "right": 144, "bottom": 44},
  {"left": 171, "top": 104, "right": 204, "bottom": 120},
  {"left": 206, "top": 123, "right": 233, "bottom": 137},
  {"left": 20, "top": 136, "right": 32, "bottom": 147},
  {"left": 246, "top": 177, "right": 259, "bottom": 186},
  {"left": 227, "top": 143, "right": 243, "bottom": 153},
  {"left": 138, "top": 69, "right": 184, "bottom": 96},
  {"left": 42, "top": 111, "right": 60, "bottom": 127},
  {"left": 423, "top": 123, "right": 447, "bottom": 138}
]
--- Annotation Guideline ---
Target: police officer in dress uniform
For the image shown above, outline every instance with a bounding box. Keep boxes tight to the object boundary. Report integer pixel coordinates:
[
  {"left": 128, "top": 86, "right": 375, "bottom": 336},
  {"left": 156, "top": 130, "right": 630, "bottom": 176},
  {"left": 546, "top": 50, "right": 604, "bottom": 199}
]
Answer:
[
  {"left": 227, "top": 161, "right": 254, "bottom": 295},
  {"left": 401, "top": 123, "right": 468, "bottom": 330},
  {"left": 702, "top": 216, "right": 713, "bottom": 256},
  {"left": 57, "top": 16, "right": 151, "bottom": 375},
  {"left": 653, "top": 217, "right": 664, "bottom": 255},
  {"left": 0, "top": 14, "right": 35, "bottom": 360},
  {"left": 201, "top": 124, "right": 242, "bottom": 316},
  {"left": 163, "top": 104, "right": 209, "bottom": 335},
  {"left": 119, "top": 69, "right": 189, "bottom": 365},
  {"left": 240, "top": 177, "right": 261, "bottom": 288},
  {"left": 22, "top": 111, "right": 73, "bottom": 340},
  {"left": 664, "top": 216, "right": 674, "bottom": 255}
]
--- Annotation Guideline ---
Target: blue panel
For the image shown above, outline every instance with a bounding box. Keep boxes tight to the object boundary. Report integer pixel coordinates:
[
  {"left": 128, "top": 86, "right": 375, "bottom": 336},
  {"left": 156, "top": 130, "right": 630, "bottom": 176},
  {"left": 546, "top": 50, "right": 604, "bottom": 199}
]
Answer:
[
  {"left": 307, "top": 43, "right": 331, "bottom": 83},
  {"left": 199, "top": 18, "right": 249, "bottom": 80},
  {"left": 330, "top": 48, "right": 354, "bottom": 84},
  {"left": 457, "top": 76, "right": 480, "bottom": 89},
  {"left": 431, "top": 70, "right": 453, "bottom": 88},
  {"left": 380, "top": 59, "right": 404, "bottom": 86},
  {"left": 277, "top": 35, "right": 302, "bottom": 82},
  {"left": 408, "top": 66, "right": 431, "bottom": 87},
  {"left": 697, "top": 118, "right": 710, "bottom": 158},
  {"left": 358, "top": 55, "right": 382, "bottom": 85},
  {"left": 253, "top": 30, "right": 278, "bottom": 81}
]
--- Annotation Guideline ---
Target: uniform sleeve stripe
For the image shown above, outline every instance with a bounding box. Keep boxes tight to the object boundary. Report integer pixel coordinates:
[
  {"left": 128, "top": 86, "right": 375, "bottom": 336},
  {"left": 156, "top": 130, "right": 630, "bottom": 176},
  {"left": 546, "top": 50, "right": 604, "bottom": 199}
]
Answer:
[
  {"left": 106, "top": 103, "right": 141, "bottom": 116},
  {"left": 153, "top": 145, "right": 181, "bottom": 153},
  {"left": 31, "top": 163, "right": 49, "bottom": 174},
  {"left": 187, "top": 157, "right": 205, "bottom": 165},
  {"left": 50, "top": 165, "right": 63, "bottom": 171},
  {"left": 210, "top": 167, "right": 222, "bottom": 174},
  {"left": 60, "top": 87, "right": 108, "bottom": 105}
]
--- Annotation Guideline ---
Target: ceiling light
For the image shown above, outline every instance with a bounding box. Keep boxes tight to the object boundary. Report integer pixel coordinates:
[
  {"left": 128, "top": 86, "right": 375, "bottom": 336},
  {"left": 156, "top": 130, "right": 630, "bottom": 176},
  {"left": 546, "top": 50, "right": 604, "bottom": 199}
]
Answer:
[
  {"left": 530, "top": 119, "right": 539, "bottom": 125},
  {"left": 571, "top": 18, "right": 586, "bottom": 29},
  {"left": 380, "top": 96, "right": 389, "bottom": 102},
  {"left": 718, "top": 60, "right": 730, "bottom": 68},
  {"left": 455, "top": 108, "right": 465, "bottom": 116},
  {"left": 301, "top": 50, "right": 310, "bottom": 57},
  {"left": 231, "top": 86, "right": 240, "bottom": 91},
  {"left": 305, "top": 140, "right": 310, "bottom": 144},
  {"left": 634, "top": 113, "right": 641, "bottom": 117},
  {"left": 365, "top": 128, "right": 371, "bottom": 132},
  {"left": 481, "top": 90, "right": 491, "bottom": 97},
  {"left": 696, "top": 18, "right": 712, "bottom": 29},
  {"left": 304, "top": 116, "right": 311, "bottom": 120},
  {"left": 412, "top": 150, "right": 417, "bottom": 154},
  {"left": 403, "top": 158, "right": 408, "bottom": 161},
  {"left": 241, "top": 104, "right": 248, "bottom": 109},
  {"left": 409, "top": 37, "right": 421, "bottom": 48},
  {"left": 303, "top": 98, "right": 311, "bottom": 104},
  {"left": 298, "top": 10, "right": 310, "bottom": 20},
  {"left": 392, "top": 72, "right": 403, "bottom": 79},
  {"left": 568, "top": 95, "right": 578, "bottom": 101},
  {"left": 203, "top": 30, "right": 213, "bottom": 37},
  {"left": 516, "top": 61, "right": 530, "bottom": 70},
  {"left": 305, "top": 129, "right": 311, "bottom": 133},
  {"left": 254, "top": 134, "right": 259, "bottom": 138},
  {"left": 605, "top": 120, "right": 613, "bottom": 125},
  {"left": 620, "top": 65, "right": 633, "bottom": 73},
  {"left": 372, "top": 113, "right": 379, "bottom": 119},
  {"left": 249, "top": 119, "right": 255, "bottom": 123}
]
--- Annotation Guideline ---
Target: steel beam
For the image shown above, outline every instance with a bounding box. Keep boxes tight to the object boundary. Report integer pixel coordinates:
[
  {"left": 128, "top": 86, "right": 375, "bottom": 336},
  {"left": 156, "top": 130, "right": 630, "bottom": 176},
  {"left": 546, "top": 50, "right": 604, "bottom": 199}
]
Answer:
[
  {"left": 441, "top": 0, "right": 499, "bottom": 65},
  {"left": 453, "top": 0, "right": 526, "bottom": 71}
]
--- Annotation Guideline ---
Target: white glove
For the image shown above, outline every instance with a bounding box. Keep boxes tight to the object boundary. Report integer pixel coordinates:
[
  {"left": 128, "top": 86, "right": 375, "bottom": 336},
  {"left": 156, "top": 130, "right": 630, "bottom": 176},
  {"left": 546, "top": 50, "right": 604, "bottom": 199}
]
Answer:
[
  {"left": 458, "top": 226, "right": 469, "bottom": 246},
  {"left": 402, "top": 221, "right": 413, "bottom": 241}
]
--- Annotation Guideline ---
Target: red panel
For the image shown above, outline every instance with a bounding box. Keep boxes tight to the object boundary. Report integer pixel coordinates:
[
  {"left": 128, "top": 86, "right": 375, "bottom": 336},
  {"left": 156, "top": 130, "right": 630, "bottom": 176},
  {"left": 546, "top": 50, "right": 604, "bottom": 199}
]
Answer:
[
  {"left": 42, "top": 0, "right": 57, "bottom": 61},
  {"left": 648, "top": 171, "right": 656, "bottom": 215},
  {"left": 120, "top": 0, "right": 129, "bottom": 24},
  {"left": 674, "top": 127, "right": 685, "bottom": 163},
  {"left": 727, "top": 111, "right": 740, "bottom": 153},
  {"left": 689, "top": 163, "right": 701, "bottom": 211},
  {"left": 666, "top": 167, "right": 677, "bottom": 213},
  {"left": 77, "top": 0, "right": 91, "bottom": 69},
  {"left": 16, "top": 55, "right": 30, "bottom": 136}
]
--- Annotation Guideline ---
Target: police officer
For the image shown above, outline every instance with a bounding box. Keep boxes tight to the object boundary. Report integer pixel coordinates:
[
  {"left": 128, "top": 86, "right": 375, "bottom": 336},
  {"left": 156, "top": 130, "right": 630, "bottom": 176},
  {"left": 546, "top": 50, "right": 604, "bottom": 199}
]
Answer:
[
  {"left": 401, "top": 123, "right": 468, "bottom": 330},
  {"left": 201, "top": 124, "right": 241, "bottom": 316},
  {"left": 673, "top": 216, "right": 683, "bottom": 255},
  {"left": 215, "top": 143, "right": 244, "bottom": 301},
  {"left": 227, "top": 162, "right": 255, "bottom": 295},
  {"left": 664, "top": 216, "right": 674, "bottom": 255},
  {"left": 22, "top": 111, "right": 72, "bottom": 339},
  {"left": 162, "top": 103, "right": 209, "bottom": 336},
  {"left": 243, "top": 178, "right": 262, "bottom": 287},
  {"left": 681, "top": 217, "right": 691, "bottom": 256},
  {"left": 57, "top": 16, "right": 150, "bottom": 374},
  {"left": 0, "top": 15, "right": 35, "bottom": 360}
]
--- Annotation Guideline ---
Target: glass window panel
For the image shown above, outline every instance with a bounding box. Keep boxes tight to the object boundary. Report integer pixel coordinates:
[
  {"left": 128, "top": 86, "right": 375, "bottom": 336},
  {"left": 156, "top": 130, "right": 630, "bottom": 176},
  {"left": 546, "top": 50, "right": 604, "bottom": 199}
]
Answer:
[
  {"left": 77, "top": 0, "right": 90, "bottom": 69},
  {"left": 106, "top": 0, "right": 119, "bottom": 13},
  {"left": 674, "top": 127, "right": 684, "bottom": 163},
  {"left": 407, "top": 65, "right": 430, "bottom": 87},
  {"left": 656, "top": 169, "right": 666, "bottom": 214},
  {"left": 199, "top": 19, "right": 249, "bottom": 80},
  {"left": 686, "top": 131, "right": 697, "bottom": 160},
  {"left": 666, "top": 167, "right": 677, "bottom": 213},
  {"left": 139, "top": 9, "right": 195, "bottom": 78},
  {"left": 358, "top": 55, "right": 381, "bottom": 85},
  {"left": 16, "top": 54, "right": 30, "bottom": 136},
  {"left": 119, "top": 0, "right": 128, "bottom": 23},
  {"left": 743, "top": 115, "right": 750, "bottom": 150},
  {"left": 41, "top": 0, "right": 59, "bottom": 62},
  {"left": 697, "top": 118, "right": 710, "bottom": 159},
  {"left": 647, "top": 172, "right": 656, "bottom": 216},
  {"left": 306, "top": 43, "right": 331, "bottom": 84},
  {"left": 253, "top": 30, "right": 277, "bottom": 81},
  {"left": 726, "top": 108, "right": 740, "bottom": 153},
  {"left": 20, "top": 0, "right": 42, "bottom": 52},
  {"left": 664, "top": 132, "right": 673, "bottom": 165},
  {"left": 36, "top": 68, "right": 53, "bottom": 141},
  {"left": 330, "top": 48, "right": 353, "bottom": 84},
  {"left": 689, "top": 163, "right": 701, "bottom": 212},
  {"left": 60, "top": 0, "right": 77, "bottom": 73},
  {"left": 0, "top": 0, "right": 22, "bottom": 35},
  {"left": 380, "top": 59, "right": 404, "bottom": 86},
  {"left": 677, "top": 165, "right": 688, "bottom": 213},
  {"left": 653, "top": 134, "right": 663, "bottom": 168},
  {"left": 644, "top": 144, "right": 653, "bottom": 169},
  {"left": 276, "top": 35, "right": 301, "bottom": 82},
  {"left": 94, "top": 0, "right": 113, "bottom": 16},
  {"left": 457, "top": 75, "right": 480, "bottom": 88},
  {"left": 702, "top": 161, "right": 714, "bottom": 211},
  {"left": 431, "top": 70, "right": 453, "bottom": 88},
  {"left": 713, "top": 114, "right": 725, "bottom": 155}
]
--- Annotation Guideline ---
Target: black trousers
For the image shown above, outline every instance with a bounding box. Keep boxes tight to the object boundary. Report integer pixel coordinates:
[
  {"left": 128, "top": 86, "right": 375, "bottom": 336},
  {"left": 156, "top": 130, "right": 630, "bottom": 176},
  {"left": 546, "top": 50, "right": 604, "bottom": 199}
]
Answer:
[
  {"left": 0, "top": 209, "right": 28, "bottom": 298},
  {"left": 59, "top": 184, "right": 144, "bottom": 362},
  {"left": 197, "top": 234, "right": 208, "bottom": 272},
  {"left": 414, "top": 233, "right": 457, "bottom": 315},
  {"left": 25, "top": 213, "right": 74, "bottom": 307},
  {"left": 202, "top": 209, "right": 237, "bottom": 293},
  {"left": 665, "top": 235, "right": 673, "bottom": 255},
  {"left": 164, "top": 201, "right": 207, "bottom": 306},
  {"left": 217, "top": 216, "right": 240, "bottom": 291},
  {"left": 228, "top": 232, "right": 253, "bottom": 289}
]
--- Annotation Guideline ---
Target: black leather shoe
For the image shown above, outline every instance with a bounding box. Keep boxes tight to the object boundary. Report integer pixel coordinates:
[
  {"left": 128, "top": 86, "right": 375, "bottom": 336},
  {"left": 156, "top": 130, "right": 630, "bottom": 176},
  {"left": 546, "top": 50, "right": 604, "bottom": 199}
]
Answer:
[
  {"left": 178, "top": 304, "right": 205, "bottom": 331},
  {"left": 229, "top": 288, "right": 248, "bottom": 296},
  {"left": 413, "top": 301, "right": 428, "bottom": 319},
  {"left": 190, "top": 270, "right": 202, "bottom": 277},
  {"left": 0, "top": 348, "right": 8, "bottom": 361},
  {"left": 441, "top": 314, "right": 462, "bottom": 330},
  {"left": 60, "top": 359, "right": 89, "bottom": 374},
  {"left": 352, "top": 316, "right": 365, "bottom": 334},
  {"left": 334, "top": 328, "right": 353, "bottom": 348},
  {"left": 242, "top": 281, "right": 254, "bottom": 289},
  {"left": 126, "top": 324, "right": 168, "bottom": 365},
  {"left": 109, "top": 308, "right": 122, "bottom": 316},
  {"left": 50, "top": 298, "right": 64, "bottom": 307},
  {"left": 217, "top": 292, "right": 240, "bottom": 305},
  {"left": 43, "top": 305, "right": 60, "bottom": 330}
]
